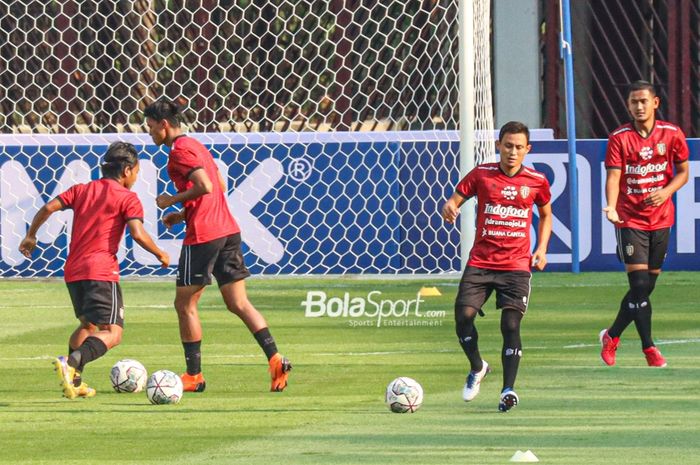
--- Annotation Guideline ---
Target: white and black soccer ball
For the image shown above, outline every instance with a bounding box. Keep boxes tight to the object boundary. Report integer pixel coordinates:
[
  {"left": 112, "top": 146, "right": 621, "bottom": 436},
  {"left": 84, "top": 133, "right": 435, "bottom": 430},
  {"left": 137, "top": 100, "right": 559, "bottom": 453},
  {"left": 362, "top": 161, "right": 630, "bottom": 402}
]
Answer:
[
  {"left": 146, "top": 370, "right": 183, "bottom": 405},
  {"left": 110, "top": 359, "right": 147, "bottom": 393},
  {"left": 386, "top": 377, "right": 423, "bottom": 413}
]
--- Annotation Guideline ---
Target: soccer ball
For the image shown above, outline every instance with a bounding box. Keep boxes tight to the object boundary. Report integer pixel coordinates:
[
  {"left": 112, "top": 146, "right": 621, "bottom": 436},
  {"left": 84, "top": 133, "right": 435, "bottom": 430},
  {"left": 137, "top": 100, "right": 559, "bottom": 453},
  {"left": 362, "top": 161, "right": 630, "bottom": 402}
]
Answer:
[
  {"left": 110, "top": 359, "right": 147, "bottom": 393},
  {"left": 146, "top": 370, "right": 183, "bottom": 405},
  {"left": 385, "top": 377, "right": 423, "bottom": 413}
]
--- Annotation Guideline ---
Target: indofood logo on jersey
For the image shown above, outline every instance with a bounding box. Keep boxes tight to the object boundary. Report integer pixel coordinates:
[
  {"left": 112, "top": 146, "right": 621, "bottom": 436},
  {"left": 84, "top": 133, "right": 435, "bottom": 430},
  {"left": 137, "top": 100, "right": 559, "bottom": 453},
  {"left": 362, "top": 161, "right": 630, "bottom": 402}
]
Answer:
[
  {"left": 625, "top": 161, "right": 668, "bottom": 176},
  {"left": 484, "top": 203, "right": 530, "bottom": 219}
]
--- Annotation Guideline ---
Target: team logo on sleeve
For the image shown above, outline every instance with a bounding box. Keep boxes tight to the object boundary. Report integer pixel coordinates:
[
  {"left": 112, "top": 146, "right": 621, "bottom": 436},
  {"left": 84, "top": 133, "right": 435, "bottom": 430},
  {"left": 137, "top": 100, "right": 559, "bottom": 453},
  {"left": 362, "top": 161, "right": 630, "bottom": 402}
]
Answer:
[
  {"left": 656, "top": 143, "right": 666, "bottom": 156},
  {"left": 639, "top": 146, "right": 653, "bottom": 160},
  {"left": 501, "top": 186, "right": 517, "bottom": 200},
  {"left": 519, "top": 186, "right": 530, "bottom": 199}
]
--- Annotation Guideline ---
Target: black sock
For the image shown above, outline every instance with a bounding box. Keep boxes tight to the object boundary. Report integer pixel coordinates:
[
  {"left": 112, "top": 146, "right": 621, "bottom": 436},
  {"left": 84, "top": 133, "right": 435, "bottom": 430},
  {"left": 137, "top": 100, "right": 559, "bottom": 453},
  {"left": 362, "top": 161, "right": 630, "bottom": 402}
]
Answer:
[
  {"left": 648, "top": 273, "right": 659, "bottom": 295},
  {"left": 620, "top": 270, "right": 653, "bottom": 348},
  {"left": 253, "top": 328, "right": 278, "bottom": 361},
  {"left": 633, "top": 302, "right": 654, "bottom": 349},
  {"left": 634, "top": 272, "right": 659, "bottom": 349},
  {"left": 183, "top": 341, "right": 202, "bottom": 375},
  {"left": 67, "top": 345, "right": 80, "bottom": 385},
  {"left": 608, "top": 291, "right": 634, "bottom": 338},
  {"left": 458, "top": 327, "right": 483, "bottom": 372},
  {"left": 501, "top": 309, "right": 523, "bottom": 390},
  {"left": 68, "top": 337, "right": 108, "bottom": 374},
  {"left": 455, "top": 305, "right": 482, "bottom": 372}
]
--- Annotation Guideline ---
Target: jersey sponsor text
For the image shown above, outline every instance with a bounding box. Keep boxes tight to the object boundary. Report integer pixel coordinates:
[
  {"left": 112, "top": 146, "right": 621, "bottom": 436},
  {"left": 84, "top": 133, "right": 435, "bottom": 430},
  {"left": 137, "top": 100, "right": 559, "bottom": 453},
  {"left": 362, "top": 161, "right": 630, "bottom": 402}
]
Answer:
[{"left": 484, "top": 203, "right": 529, "bottom": 219}]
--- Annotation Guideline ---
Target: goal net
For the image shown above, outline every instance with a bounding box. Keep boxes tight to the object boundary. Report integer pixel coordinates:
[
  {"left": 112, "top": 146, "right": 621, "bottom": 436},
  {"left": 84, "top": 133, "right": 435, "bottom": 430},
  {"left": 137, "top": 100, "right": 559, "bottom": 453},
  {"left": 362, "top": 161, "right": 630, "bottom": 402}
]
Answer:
[{"left": 0, "top": 0, "right": 494, "bottom": 277}]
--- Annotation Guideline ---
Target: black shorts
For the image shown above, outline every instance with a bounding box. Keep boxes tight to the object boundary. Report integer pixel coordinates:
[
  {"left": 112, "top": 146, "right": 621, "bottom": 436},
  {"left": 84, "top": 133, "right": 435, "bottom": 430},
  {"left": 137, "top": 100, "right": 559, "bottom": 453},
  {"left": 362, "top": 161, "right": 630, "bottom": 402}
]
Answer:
[
  {"left": 455, "top": 266, "right": 532, "bottom": 314},
  {"left": 66, "top": 280, "right": 124, "bottom": 327},
  {"left": 177, "top": 233, "right": 251, "bottom": 287},
  {"left": 615, "top": 227, "right": 670, "bottom": 269}
]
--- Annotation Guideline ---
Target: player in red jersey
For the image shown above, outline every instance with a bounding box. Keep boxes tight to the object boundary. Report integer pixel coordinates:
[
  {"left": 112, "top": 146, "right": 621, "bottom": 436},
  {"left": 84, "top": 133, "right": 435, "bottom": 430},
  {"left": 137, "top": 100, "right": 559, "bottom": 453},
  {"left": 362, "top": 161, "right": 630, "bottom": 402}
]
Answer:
[
  {"left": 19, "top": 142, "right": 170, "bottom": 399},
  {"left": 144, "top": 99, "right": 291, "bottom": 392},
  {"left": 442, "top": 121, "right": 552, "bottom": 412},
  {"left": 600, "top": 80, "right": 689, "bottom": 368}
]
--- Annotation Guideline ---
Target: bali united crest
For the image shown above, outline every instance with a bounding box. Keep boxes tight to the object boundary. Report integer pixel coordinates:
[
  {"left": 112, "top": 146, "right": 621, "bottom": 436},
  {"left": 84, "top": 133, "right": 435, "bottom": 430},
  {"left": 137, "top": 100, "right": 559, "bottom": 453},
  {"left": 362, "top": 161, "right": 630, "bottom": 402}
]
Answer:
[
  {"left": 656, "top": 143, "right": 666, "bottom": 156},
  {"left": 625, "top": 244, "right": 634, "bottom": 257},
  {"left": 519, "top": 186, "right": 530, "bottom": 199}
]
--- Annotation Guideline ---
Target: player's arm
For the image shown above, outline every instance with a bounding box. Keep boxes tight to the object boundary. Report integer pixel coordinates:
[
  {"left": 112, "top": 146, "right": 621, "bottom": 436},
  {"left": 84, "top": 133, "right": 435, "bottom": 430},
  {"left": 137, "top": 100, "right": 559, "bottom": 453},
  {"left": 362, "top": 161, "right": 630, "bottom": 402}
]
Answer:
[
  {"left": 217, "top": 170, "right": 227, "bottom": 191},
  {"left": 643, "top": 160, "right": 689, "bottom": 207},
  {"left": 127, "top": 219, "right": 170, "bottom": 268},
  {"left": 18, "top": 198, "right": 63, "bottom": 258},
  {"left": 156, "top": 168, "right": 213, "bottom": 209},
  {"left": 441, "top": 192, "right": 466, "bottom": 224},
  {"left": 603, "top": 168, "right": 624, "bottom": 224},
  {"left": 162, "top": 210, "right": 185, "bottom": 229},
  {"left": 531, "top": 202, "right": 552, "bottom": 271}
]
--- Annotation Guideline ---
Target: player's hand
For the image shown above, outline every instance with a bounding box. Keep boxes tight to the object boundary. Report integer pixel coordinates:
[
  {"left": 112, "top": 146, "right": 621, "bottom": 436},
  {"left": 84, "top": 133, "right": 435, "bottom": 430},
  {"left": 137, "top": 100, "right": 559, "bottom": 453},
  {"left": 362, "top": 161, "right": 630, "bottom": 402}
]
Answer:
[
  {"left": 531, "top": 249, "right": 547, "bottom": 271},
  {"left": 157, "top": 251, "right": 170, "bottom": 268},
  {"left": 18, "top": 236, "right": 37, "bottom": 258},
  {"left": 441, "top": 201, "right": 459, "bottom": 224},
  {"left": 602, "top": 206, "right": 623, "bottom": 224},
  {"left": 643, "top": 189, "right": 670, "bottom": 207},
  {"left": 156, "top": 194, "right": 175, "bottom": 209},
  {"left": 162, "top": 211, "right": 185, "bottom": 229}
]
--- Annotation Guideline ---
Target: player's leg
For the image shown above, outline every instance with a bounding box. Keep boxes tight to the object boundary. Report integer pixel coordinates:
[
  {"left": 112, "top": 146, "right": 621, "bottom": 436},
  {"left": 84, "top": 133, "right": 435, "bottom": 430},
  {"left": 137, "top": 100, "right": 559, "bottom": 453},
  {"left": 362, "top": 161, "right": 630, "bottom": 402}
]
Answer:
[
  {"left": 69, "top": 323, "right": 96, "bottom": 354},
  {"left": 68, "top": 321, "right": 121, "bottom": 398},
  {"left": 635, "top": 228, "right": 669, "bottom": 367},
  {"left": 494, "top": 271, "right": 530, "bottom": 412},
  {"left": 607, "top": 229, "right": 646, "bottom": 338},
  {"left": 68, "top": 320, "right": 96, "bottom": 388},
  {"left": 455, "top": 305, "right": 484, "bottom": 373},
  {"left": 218, "top": 279, "right": 292, "bottom": 391},
  {"left": 498, "top": 309, "right": 522, "bottom": 413},
  {"left": 455, "top": 266, "right": 491, "bottom": 402},
  {"left": 213, "top": 233, "right": 291, "bottom": 392},
  {"left": 174, "top": 240, "right": 221, "bottom": 392},
  {"left": 601, "top": 228, "right": 648, "bottom": 365},
  {"left": 499, "top": 308, "right": 523, "bottom": 390},
  {"left": 57, "top": 281, "right": 124, "bottom": 398},
  {"left": 71, "top": 281, "right": 124, "bottom": 395},
  {"left": 175, "top": 285, "right": 207, "bottom": 391}
]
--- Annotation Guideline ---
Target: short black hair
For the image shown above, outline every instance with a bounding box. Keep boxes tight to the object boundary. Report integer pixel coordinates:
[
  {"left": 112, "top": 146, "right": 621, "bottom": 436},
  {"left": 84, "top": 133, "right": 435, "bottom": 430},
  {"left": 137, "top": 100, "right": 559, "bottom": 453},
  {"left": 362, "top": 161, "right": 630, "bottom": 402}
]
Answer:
[
  {"left": 627, "top": 80, "right": 656, "bottom": 97},
  {"left": 498, "top": 121, "right": 530, "bottom": 143},
  {"left": 143, "top": 99, "right": 182, "bottom": 127},
  {"left": 101, "top": 142, "right": 139, "bottom": 179}
]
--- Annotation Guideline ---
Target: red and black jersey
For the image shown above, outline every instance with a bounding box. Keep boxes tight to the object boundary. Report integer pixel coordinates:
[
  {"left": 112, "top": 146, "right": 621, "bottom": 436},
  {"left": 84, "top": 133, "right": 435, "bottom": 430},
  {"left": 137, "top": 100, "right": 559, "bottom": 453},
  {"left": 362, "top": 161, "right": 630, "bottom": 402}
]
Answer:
[
  {"left": 605, "top": 120, "right": 689, "bottom": 230},
  {"left": 456, "top": 163, "right": 551, "bottom": 272},
  {"left": 58, "top": 178, "right": 144, "bottom": 282},
  {"left": 167, "top": 136, "right": 239, "bottom": 245}
]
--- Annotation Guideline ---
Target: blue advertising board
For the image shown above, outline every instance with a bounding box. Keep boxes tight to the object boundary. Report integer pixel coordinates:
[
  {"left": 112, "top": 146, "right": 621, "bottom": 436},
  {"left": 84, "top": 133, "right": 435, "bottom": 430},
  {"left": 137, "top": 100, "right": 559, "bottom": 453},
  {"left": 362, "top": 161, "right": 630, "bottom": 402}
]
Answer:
[{"left": 0, "top": 132, "right": 697, "bottom": 276}]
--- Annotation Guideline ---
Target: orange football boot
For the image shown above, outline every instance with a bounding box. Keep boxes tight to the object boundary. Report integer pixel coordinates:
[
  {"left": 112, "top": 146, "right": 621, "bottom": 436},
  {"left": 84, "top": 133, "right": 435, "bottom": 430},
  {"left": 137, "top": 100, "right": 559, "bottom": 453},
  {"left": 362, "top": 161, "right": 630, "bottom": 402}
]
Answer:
[
  {"left": 180, "top": 372, "right": 206, "bottom": 392},
  {"left": 268, "top": 353, "right": 292, "bottom": 392}
]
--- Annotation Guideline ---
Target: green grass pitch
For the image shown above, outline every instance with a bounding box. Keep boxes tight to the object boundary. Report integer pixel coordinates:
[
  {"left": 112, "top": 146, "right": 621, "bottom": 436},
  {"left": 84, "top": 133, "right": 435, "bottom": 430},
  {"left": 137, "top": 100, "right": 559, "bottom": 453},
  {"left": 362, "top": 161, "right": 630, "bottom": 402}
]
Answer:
[{"left": 1, "top": 272, "right": 698, "bottom": 464}]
